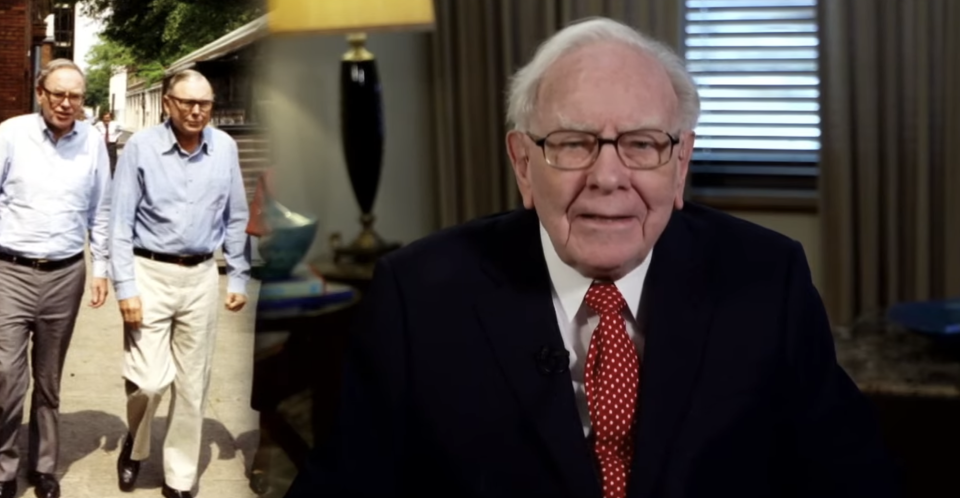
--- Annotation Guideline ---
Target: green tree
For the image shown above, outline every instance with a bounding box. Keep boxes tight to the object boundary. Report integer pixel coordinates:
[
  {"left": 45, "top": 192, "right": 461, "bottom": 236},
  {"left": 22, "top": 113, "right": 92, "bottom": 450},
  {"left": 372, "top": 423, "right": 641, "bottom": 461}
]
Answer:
[
  {"left": 78, "top": 0, "right": 263, "bottom": 88},
  {"left": 83, "top": 38, "right": 135, "bottom": 114}
]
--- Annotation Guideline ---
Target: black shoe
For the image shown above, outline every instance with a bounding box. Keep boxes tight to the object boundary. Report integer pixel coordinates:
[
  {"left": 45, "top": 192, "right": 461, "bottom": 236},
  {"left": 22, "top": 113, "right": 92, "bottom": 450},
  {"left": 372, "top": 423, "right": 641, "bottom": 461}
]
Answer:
[
  {"left": 117, "top": 433, "right": 140, "bottom": 492},
  {"left": 161, "top": 483, "right": 193, "bottom": 498},
  {"left": 27, "top": 472, "right": 60, "bottom": 498},
  {"left": 0, "top": 480, "right": 16, "bottom": 498},
  {"left": 249, "top": 470, "right": 270, "bottom": 495}
]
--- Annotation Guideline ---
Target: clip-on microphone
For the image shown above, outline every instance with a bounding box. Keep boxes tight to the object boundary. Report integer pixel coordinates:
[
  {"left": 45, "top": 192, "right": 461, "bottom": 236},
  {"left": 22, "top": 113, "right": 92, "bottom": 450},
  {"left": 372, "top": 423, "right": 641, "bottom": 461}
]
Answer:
[{"left": 535, "top": 345, "right": 570, "bottom": 375}]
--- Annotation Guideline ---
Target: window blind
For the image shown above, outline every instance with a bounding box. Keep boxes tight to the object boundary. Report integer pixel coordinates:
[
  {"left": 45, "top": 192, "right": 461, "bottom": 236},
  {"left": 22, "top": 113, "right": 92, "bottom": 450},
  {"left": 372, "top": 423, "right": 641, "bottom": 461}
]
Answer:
[{"left": 684, "top": 0, "right": 820, "bottom": 165}]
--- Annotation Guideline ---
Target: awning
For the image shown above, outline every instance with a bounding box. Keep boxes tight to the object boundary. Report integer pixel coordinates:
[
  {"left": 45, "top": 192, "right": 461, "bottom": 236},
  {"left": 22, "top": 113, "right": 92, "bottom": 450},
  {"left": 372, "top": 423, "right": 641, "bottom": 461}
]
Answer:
[{"left": 165, "top": 15, "right": 268, "bottom": 75}]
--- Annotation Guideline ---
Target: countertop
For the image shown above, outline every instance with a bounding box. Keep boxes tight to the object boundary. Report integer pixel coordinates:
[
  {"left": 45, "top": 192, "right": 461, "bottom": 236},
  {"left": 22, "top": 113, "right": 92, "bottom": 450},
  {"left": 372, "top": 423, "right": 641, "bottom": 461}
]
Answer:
[{"left": 834, "top": 316, "right": 960, "bottom": 398}]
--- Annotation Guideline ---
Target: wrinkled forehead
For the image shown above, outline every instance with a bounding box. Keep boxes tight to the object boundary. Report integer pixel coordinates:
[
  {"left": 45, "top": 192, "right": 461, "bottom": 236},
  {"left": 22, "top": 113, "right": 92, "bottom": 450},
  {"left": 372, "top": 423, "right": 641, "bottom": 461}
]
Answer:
[
  {"left": 534, "top": 42, "right": 679, "bottom": 133},
  {"left": 44, "top": 68, "right": 86, "bottom": 93}
]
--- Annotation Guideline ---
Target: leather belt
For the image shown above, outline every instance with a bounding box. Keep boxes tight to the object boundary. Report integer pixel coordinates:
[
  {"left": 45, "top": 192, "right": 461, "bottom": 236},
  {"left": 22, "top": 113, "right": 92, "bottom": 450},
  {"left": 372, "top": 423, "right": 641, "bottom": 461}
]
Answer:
[
  {"left": 134, "top": 247, "right": 213, "bottom": 267},
  {"left": 0, "top": 251, "right": 83, "bottom": 271}
]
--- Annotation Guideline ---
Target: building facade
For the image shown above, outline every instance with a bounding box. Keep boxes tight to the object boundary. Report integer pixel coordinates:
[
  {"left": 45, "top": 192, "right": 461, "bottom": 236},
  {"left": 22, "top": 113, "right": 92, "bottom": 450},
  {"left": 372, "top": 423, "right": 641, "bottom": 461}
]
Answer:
[{"left": 0, "top": 0, "right": 76, "bottom": 123}]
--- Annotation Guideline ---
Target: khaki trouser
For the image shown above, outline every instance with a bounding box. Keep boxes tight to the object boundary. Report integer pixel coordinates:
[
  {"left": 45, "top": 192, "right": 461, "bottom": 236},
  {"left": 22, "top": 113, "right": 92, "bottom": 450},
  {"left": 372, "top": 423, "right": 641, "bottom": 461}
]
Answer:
[{"left": 123, "top": 256, "right": 219, "bottom": 491}]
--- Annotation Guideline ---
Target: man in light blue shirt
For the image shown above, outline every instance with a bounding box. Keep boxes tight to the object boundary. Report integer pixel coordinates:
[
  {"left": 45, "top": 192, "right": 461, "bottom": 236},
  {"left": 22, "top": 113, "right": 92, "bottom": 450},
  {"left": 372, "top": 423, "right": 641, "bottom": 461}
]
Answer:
[
  {"left": 0, "top": 59, "right": 111, "bottom": 498},
  {"left": 109, "top": 69, "right": 250, "bottom": 498}
]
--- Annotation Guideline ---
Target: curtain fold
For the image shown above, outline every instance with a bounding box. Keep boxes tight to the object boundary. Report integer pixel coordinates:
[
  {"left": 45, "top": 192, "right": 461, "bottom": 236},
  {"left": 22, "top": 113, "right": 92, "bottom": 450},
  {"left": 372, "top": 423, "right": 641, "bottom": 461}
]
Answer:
[
  {"left": 430, "top": 0, "right": 683, "bottom": 228},
  {"left": 818, "top": 0, "right": 960, "bottom": 326}
]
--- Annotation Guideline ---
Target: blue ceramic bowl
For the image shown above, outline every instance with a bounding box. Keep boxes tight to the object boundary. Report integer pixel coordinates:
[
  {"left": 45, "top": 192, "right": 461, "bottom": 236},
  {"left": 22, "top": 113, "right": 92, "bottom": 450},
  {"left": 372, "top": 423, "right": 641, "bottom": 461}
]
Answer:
[
  {"left": 258, "top": 220, "right": 319, "bottom": 281},
  {"left": 887, "top": 298, "right": 960, "bottom": 348}
]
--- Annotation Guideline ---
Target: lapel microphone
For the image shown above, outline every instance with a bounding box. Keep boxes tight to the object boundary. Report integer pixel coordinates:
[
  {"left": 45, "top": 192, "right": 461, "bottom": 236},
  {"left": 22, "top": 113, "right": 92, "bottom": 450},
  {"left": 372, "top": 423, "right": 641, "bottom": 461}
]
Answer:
[{"left": 535, "top": 345, "right": 570, "bottom": 375}]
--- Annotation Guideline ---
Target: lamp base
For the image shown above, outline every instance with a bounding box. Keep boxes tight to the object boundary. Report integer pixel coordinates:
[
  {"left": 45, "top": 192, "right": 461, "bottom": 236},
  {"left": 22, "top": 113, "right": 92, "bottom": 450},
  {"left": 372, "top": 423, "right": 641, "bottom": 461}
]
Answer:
[{"left": 330, "top": 213, "right": 401, "bottom": 265}]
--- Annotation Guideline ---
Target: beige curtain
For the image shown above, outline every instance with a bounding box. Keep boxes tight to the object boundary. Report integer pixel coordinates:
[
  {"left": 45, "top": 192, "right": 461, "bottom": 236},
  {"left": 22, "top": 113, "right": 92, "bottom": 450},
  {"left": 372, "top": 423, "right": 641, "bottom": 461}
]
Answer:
[
  {"left": 818, "top": 0, "right": 960, "bottom": 326},
  {"left": 430, "top": 0, "right": 683, "bottom": 228}
]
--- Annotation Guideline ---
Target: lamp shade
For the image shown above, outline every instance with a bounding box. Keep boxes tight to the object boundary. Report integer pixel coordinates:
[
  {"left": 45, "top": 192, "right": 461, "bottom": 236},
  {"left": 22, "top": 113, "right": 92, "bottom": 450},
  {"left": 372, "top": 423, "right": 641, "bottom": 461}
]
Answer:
[{"left": 267, "top": 0, "right": 436, "bottom": 34}]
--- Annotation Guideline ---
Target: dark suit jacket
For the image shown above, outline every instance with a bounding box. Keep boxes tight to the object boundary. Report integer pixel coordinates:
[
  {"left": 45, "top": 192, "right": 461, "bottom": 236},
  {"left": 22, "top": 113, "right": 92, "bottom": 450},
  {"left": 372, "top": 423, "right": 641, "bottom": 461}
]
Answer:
[{"left": 286, "top": 204, "right": 900, "bottom": 498}]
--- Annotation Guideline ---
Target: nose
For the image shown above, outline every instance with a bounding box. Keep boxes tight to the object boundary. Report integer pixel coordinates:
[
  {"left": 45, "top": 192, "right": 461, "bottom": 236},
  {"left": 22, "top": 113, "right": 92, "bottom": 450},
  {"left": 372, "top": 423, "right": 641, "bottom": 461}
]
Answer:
[{"left": 586, "top": 140, "right": 630, "bottom": 192}]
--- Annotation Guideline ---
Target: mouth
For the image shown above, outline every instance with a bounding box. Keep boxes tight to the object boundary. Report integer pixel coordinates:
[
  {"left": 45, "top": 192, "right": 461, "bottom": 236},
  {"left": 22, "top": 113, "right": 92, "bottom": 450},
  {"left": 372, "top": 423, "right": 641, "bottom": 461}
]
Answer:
[{"left": 577, "top": 214, "right": 635, "bottom": 224}]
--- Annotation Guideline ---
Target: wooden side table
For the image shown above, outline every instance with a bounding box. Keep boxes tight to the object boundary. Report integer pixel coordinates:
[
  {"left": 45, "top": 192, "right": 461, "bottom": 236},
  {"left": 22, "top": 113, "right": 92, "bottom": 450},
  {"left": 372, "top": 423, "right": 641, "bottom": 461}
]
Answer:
[
  {"left": 248, "top": 290, "right": 361, "bottom": 493},
  {"left": 311, "top": 257, "right": 376, "bottom": 294},
  {"left": 248, "top": 257, "right": 382, "bottom": 493}
]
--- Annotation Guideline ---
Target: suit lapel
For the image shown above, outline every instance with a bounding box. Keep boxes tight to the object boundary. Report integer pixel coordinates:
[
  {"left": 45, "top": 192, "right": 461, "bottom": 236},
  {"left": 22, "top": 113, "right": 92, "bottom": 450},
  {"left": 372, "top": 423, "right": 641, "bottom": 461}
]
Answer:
[
  {"left": 475, "top": 209, "right": 603, "bottom": 498},
  {"left": 628, "top": 209, "right": 716, "bottom": 498}
]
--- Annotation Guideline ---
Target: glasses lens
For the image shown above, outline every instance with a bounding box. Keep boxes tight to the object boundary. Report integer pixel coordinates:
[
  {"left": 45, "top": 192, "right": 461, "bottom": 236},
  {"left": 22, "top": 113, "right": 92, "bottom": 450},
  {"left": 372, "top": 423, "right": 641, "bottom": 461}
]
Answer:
[
  {"left": 46, "top": 90, "right": 83, "bottom": 106},
  {"left": 618, "top": 130, "right": 672, "bottom": 168},
  {"left": 543, "top": 131, "right": 597, "bottom": 169},
  {"left": 174, "top": 98, "right": 213, "bottom": 113}
]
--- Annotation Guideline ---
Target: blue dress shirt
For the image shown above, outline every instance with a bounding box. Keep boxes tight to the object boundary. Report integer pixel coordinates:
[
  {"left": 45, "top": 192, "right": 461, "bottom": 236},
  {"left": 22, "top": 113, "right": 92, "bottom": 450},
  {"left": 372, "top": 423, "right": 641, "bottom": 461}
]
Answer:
[
  {"left": 0, "top": 114, "right": 112, "bottom": 277},
  {"left": 110, "top": 120, "right": 251, "bottom": 301}
]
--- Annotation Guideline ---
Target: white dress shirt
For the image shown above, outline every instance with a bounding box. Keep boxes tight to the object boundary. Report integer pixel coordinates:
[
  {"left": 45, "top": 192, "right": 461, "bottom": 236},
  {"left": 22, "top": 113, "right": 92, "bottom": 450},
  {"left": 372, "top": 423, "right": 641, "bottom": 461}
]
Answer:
[
  {"left": 0, "top": 114, "right": 112, "bottom": 277},
  {"left": 94, "top": 120, "right": 122, "bottom": 144},
  {"left": 539, "top": 222, "right": 651, "bottom": 436}
]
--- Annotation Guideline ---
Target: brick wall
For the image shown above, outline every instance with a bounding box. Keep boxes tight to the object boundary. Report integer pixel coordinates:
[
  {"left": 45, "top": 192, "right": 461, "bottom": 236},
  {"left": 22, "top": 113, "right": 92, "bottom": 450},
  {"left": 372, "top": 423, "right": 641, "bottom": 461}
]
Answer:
[{"left": 0, "top": 0, "right": 31, "bottom": 123}]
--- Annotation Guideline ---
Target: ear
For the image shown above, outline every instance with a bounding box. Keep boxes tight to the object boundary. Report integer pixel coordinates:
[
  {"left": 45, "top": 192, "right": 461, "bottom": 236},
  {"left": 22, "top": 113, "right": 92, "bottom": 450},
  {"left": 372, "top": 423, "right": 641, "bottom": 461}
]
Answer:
[
  {"left": 161, "top": 96, "right": 173, "bottom": 119},
  {"left": 506, "top": 130, "right": 535, "bottom": 209},
  {"left": 673, "top": 130, "right": 695, "bottom": 210},
  {"left": 35, "top": 85, "right": 44, "bottom": 102}
]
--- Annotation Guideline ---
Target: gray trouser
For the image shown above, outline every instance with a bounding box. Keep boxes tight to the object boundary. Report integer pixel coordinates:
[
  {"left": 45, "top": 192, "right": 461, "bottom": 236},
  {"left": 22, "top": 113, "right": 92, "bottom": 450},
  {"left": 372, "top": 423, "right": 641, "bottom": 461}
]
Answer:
[{"left": 0, "top": 258, "right": 85, "bottom": 480}]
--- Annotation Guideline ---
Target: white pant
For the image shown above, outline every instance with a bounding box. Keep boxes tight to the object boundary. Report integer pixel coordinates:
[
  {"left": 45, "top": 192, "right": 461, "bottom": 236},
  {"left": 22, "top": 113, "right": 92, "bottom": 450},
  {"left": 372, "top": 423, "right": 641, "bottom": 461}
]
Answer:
[{"left": 122, "top": 256, "right": 220, "bottom": 491}]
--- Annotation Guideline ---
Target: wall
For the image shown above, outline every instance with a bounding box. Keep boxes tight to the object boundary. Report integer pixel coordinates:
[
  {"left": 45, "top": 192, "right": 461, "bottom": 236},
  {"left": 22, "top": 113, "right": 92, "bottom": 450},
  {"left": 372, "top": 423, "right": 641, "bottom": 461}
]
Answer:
[
  {"left": 260, "top": 31, "right": 436, "bottom": 262},
  {"left": 109, "top": 69, "right": 127, "bottom": 122},
  {"left": 0, "top": 0, "right": 30, "bottom": 123},
  {"left": 729, "top": 211, "right": 823, "bottom": 292}
]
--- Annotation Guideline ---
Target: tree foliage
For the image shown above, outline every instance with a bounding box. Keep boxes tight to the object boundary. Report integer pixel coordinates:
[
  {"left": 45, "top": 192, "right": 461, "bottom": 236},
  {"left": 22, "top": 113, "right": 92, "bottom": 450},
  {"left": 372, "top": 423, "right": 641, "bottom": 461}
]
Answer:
[
  {"left": 83, "top": 39, "right": 135, "bottom": 113},
  {"left": 79, "top": 0, "right": 263, "bottom": 80},
  {"left": 78, "top": 0, "right": 261, "bottom": 113}
]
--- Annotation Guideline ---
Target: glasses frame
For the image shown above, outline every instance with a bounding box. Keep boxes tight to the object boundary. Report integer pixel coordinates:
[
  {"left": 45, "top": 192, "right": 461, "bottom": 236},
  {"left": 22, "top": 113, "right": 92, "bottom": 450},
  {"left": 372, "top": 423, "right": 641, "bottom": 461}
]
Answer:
[
  {"left": 166, "top": 95, "right": 215, "bottom": 113},
  {"left": 526, "top": 128, "right": 681, "bottom": 171},
  {"left": 41, "top": 86, "right": 84, "bottom": 107}
]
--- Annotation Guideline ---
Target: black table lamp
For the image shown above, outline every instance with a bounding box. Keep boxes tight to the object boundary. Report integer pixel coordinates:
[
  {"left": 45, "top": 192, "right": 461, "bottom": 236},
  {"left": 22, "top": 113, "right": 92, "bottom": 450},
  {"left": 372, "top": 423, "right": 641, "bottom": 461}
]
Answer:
[{"left": 267, "top": 0, "right": 436, "bottom": 263}]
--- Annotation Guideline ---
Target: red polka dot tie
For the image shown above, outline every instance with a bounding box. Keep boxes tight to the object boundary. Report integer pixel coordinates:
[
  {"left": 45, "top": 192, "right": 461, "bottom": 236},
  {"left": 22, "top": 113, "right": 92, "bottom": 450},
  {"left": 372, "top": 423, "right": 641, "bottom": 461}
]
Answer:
[{"left": 584, "top": 282, "right": 640, "bottom": 498}]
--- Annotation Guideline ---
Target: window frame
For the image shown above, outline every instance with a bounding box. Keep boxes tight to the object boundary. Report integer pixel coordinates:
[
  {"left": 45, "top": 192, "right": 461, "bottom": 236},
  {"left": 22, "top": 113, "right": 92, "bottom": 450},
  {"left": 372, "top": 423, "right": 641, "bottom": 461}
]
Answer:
[{"left": 682, "top": 0, "right": 821, "bottom": 212}]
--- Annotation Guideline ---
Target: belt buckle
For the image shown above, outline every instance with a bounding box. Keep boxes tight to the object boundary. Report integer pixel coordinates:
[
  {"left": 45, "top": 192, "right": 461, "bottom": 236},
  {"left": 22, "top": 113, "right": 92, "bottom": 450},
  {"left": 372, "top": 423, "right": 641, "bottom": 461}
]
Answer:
[{"left": 33, "top": 259, "right": 48, "bottom": 270}]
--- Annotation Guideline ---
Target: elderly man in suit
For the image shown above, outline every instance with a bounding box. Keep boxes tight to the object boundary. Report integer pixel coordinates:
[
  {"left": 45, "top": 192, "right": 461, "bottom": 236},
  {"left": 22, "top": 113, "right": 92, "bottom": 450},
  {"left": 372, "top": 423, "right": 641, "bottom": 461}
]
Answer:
[{"left": 285, "top": 17, "right": 899, "bottom": 498}]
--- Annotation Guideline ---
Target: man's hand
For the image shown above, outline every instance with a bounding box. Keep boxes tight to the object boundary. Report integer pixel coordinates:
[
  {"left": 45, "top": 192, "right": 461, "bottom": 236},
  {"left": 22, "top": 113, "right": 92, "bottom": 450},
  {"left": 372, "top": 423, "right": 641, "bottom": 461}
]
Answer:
[
  {"left": 225, "top": 293, "right": 247, "bottom": 312},
  {"left": 119, "top": 297, "right": 143, "bottom": 328},
  {"left": 89, "top": 277, "right": 109, "bottom": 308}
]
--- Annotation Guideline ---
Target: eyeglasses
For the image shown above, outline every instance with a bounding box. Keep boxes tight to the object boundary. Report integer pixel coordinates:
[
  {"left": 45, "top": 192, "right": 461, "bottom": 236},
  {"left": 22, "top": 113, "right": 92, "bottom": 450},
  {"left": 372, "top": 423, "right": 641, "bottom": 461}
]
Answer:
[
  {"left": 167, "top": 95, "right": 214, "bottom": 113},
  {"left": 42, "top": 87, "right": 84, "bottom": 106},
  {"left": 527, "top": 129, "right": 680, "bottom": 171}
]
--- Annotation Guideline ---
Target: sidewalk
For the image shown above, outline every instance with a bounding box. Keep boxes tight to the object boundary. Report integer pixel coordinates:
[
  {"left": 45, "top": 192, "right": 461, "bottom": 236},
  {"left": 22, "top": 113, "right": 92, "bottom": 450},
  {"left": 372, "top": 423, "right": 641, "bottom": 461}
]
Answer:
[{"left": 13, "top": 259, "right": 261, "bottom": 498}]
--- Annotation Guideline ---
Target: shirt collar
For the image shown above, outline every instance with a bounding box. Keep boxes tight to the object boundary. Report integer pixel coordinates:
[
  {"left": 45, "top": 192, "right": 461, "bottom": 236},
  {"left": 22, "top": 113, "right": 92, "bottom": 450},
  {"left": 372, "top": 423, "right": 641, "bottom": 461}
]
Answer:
[
  {"left": 162, "top": 119, "right": 213, "bottom": 155},
  {"left": 540, "top": 221, "right": 651, "bottom": 322},
  {"left": 36, "top": 113, "right": 79, "bottom": 143}
]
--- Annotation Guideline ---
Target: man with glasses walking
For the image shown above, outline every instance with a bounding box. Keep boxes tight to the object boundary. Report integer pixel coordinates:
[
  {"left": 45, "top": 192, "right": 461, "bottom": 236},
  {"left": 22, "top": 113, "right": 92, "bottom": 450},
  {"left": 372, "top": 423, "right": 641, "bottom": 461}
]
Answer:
[
  {"left": 0, "top": 59, "right": 112, "bottom": 498},
  {"left": 109, "top": 69, "right": 250, "bottom": 498}
]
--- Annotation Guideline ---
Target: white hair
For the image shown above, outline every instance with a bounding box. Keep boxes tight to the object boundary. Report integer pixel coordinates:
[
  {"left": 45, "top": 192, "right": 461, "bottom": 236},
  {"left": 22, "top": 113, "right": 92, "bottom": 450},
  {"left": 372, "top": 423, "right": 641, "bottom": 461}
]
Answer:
[
  {"left": 36, "top": 58, "right": 85, "bottom": 88},
  {"left": 506, "top": 17, "right": 700, "bottom": 133}
]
